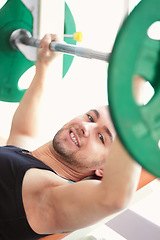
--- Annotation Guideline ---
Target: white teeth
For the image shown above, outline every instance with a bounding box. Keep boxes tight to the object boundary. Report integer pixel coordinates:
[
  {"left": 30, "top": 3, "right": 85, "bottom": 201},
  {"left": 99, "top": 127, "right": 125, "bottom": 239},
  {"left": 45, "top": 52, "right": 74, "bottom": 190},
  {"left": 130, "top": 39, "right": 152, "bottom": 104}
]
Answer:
[{"left": 70, "top": 132, "right": 78, "bottom": 146}]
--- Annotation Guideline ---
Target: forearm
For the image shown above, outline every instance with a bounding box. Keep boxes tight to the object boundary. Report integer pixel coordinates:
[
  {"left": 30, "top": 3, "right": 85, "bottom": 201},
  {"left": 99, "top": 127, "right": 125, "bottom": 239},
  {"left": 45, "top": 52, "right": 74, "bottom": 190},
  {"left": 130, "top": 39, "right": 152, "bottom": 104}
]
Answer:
[
  {"left": 47, "top": 137, "right": 141, "bottom": 233},
  {"left": 101, "top": 136, "right": 141, "bottom": 209},
  {"left": 8, "top": 63, "right": 48, "bottom": 139}
]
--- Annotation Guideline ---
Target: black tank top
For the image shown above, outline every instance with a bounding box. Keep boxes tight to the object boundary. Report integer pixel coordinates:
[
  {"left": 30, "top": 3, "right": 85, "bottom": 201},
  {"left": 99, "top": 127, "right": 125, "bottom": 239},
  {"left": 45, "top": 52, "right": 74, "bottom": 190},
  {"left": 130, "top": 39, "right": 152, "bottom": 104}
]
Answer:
[{"left": 0, "top": 145, "right": 56, "bottom": 240}]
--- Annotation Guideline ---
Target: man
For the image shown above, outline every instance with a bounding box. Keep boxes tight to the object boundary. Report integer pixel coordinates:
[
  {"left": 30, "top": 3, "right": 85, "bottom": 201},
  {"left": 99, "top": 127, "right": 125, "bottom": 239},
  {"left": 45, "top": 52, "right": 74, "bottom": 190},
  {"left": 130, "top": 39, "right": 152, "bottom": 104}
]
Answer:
[{"left": 0, "top": 34, "right": 141, "bottom": 240}]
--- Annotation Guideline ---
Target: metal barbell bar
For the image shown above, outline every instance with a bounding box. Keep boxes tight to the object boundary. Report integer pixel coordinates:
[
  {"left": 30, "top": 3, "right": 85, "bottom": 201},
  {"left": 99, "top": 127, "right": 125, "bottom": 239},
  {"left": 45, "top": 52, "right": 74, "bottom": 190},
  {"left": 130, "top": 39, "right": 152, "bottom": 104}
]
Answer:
[{"left": 10, "top": 29, "right": 111, "bottom": 62}]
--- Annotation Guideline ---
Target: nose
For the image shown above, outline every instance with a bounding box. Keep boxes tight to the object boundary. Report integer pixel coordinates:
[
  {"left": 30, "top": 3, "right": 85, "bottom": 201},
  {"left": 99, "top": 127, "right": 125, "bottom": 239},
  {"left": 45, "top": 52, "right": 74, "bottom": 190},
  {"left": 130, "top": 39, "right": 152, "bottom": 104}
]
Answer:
[{"left": 80, "top": 122, "right": 95, "bottom": 137}]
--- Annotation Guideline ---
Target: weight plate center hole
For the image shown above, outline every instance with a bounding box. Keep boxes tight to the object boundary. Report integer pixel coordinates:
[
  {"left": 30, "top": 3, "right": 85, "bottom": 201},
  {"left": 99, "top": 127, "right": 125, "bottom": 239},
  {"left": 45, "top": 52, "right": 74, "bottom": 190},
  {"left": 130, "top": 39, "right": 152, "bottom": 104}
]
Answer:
[
  {"left": 132, "top": 75, "right": 155, "bottom": 106},
  {"left": 147, "top": 21, "right": 160, "bottom": 40}
]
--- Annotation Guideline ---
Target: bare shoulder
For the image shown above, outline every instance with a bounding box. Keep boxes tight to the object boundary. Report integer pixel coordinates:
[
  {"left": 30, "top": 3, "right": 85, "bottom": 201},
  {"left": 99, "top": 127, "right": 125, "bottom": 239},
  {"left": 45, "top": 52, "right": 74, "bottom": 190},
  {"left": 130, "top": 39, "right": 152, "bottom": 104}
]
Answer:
[
  {"left": 22, "top": 168, "right": 70, "bottom": 202},
  {"left": 22, "top": 168, "right": 70, "bottom": 234},
  {"left": 23, "top": 168, "right": 69, "bottom": 190}
]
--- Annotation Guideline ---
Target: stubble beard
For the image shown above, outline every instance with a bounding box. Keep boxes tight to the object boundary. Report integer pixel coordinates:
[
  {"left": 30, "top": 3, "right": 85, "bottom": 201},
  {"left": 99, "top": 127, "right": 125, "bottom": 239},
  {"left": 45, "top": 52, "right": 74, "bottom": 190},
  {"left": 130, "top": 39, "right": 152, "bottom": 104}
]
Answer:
[
  {"left": 52, "top": 128, "right": 104, "bottom": 170},
  {"left": 52, "top": 128, "right": 83, "bottom": 168}
]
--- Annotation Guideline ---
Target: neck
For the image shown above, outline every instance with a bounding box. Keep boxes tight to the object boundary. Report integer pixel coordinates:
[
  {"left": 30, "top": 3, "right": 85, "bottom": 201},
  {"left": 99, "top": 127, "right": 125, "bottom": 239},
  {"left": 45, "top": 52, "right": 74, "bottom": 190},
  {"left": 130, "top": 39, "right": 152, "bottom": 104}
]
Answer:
[{"left": 31, "top": 141, "right": 91, "bottom": 182}]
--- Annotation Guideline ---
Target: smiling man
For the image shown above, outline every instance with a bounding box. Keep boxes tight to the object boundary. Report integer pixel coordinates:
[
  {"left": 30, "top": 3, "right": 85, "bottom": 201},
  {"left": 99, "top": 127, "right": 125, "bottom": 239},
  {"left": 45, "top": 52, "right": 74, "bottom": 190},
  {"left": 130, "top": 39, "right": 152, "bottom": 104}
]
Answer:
[
  {"left": 52, "top": 107, "right": 115, "bottom": 174},
  {"left": 29, "top": 106, "right": 116, "bottom": 183},
  {"left": 0, "top": 34, "right": 141, "bottom": 240}
]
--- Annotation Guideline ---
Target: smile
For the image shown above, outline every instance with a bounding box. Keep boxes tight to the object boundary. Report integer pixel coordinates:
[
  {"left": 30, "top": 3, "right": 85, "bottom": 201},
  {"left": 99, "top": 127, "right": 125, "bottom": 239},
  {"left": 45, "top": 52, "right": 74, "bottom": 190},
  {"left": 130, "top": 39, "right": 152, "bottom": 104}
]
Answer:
[{"left": 70, "top": 131, "right": 79, "bottom": 147}]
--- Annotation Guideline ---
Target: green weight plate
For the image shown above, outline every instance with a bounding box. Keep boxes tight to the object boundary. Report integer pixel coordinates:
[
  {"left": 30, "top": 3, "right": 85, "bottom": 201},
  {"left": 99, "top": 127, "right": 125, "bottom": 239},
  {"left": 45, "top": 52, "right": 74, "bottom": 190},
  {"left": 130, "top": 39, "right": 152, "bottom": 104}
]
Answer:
[
  {"left": 0, "top": 1, "right": 76, "bottom": 102},
  {"left": 0, "top": 0, "right": 34, "bottom": 102},
  {"left": 63, "top": 2, "right": 76, "bottom": 78},
  {"left": 108, "top": 0, "right": 160, "bottom": 177}
]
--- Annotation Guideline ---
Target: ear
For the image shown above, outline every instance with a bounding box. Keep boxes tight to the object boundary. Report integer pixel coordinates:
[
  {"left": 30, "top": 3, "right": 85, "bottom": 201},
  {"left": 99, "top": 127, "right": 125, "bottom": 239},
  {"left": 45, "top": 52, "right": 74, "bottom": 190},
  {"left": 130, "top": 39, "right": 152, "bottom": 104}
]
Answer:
[{"left": 95, "top": 168, "right": 103, "bottom": 177}]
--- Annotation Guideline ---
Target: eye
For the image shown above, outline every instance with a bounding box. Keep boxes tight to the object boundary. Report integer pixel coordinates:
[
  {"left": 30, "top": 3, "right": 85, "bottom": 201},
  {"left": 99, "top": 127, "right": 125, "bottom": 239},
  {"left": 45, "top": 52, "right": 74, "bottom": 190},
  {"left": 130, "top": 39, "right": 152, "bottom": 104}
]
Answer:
[
  {"left": 87, "top": 114, "right": 94, "bottom": 122},
  {"left": 98, "top": 133, "right": 104, "bottom": 144}
]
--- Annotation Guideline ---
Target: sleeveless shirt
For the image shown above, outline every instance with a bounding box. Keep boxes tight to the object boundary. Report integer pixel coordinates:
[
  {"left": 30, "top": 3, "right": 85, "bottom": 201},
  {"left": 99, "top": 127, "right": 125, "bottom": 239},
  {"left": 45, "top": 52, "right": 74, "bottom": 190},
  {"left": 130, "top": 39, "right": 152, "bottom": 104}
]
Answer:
[{"left": 0, "top": 145, "right": 55, "bottom": 240}]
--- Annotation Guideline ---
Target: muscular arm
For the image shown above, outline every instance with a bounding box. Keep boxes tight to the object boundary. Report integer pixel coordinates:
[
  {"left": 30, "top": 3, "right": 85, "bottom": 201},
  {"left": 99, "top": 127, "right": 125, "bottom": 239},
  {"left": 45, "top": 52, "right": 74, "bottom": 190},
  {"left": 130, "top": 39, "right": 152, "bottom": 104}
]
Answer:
[
  {"left": 7, "top": 34, "right": 59, "bottom": 148},
  {"left": 33, "top": 137, "right": 141, "bottom": 234}
]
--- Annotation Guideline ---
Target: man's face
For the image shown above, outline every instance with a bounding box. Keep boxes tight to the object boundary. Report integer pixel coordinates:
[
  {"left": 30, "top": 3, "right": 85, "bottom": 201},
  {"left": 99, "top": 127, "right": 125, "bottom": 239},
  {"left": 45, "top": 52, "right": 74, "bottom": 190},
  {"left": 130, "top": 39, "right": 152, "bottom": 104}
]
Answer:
[{"left": 52, "top": 106, "right": 116, "bottom": 175}]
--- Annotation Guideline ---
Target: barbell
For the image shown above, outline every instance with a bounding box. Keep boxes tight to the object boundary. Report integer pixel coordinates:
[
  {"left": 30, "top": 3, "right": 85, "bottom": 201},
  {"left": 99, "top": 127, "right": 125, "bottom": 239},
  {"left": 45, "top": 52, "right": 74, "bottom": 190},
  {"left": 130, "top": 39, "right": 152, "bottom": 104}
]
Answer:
[{"left": 9, "top": 28, "right": 111, "bottom": 62}]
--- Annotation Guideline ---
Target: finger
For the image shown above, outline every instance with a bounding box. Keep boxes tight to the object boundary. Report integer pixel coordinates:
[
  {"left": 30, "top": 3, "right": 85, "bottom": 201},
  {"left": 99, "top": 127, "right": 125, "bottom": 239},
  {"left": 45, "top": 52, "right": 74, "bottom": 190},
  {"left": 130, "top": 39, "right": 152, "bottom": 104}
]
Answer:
[
  {"left": 50, "top": 34, "right": 60, "bottom": 43},
  {"left": 40, "top": 34, "right": 52, "bottom": 49}
]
